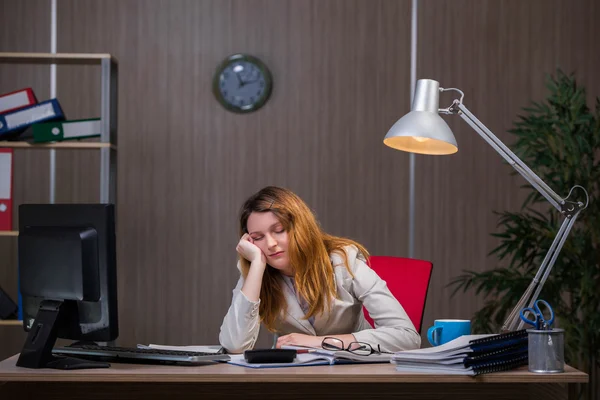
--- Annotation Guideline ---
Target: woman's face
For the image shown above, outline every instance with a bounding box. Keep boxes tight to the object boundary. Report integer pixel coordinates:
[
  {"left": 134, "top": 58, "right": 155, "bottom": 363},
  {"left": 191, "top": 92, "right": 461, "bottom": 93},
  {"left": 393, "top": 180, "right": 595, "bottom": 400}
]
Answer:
[{"left": 246, "top": 211, "right": 291, "bottom": 274}]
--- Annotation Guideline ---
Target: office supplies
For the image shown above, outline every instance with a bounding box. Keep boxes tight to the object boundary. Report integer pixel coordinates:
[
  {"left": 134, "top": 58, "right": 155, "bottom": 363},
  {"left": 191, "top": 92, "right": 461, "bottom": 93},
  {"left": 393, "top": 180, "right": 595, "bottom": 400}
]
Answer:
[
  {"left": 383, "top": 79, "right": 589, "bottom": 332},
  {"left": 52, "top": 344, "right": 230, "bottom": 365},
  {"left": 0, "top": 149, "right": 13, "bottom": 231},
  {"left": 244, "top": 349, "right": 297, "bottom": 363},
  {"left": 392, "top": 330, "right": 528, "bottom": 375},
  {"left": 0, "top": 88, "right": 37, "bottom": 114},
  {"left": 527, "top": 328, "right": 564, "bottom": 373},
  {"left": 519, "top": 299, "right": 554, "bottom": 330},
  {"left": 30, "top": 118, "right": 101, "bottom": 143},
  {"left": 394, "top": 330, "right": 527, "bottom": 360},
  {"left": 394, "top": 355, "right": 528, "bottom": 376},
  {"left": 0, "top": 98, "right": 65, "bottom": 139}
]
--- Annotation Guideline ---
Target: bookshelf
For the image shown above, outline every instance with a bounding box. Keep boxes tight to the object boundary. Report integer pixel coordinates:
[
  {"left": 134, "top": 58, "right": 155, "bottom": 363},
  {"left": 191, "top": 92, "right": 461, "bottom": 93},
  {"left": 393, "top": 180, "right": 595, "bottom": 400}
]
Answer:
[
  {"left": 0, "top": 52, "right": 118, "bottom": 324},
  {"left": 0, "top": 142, "right": 113, "bottom": 149},
  {"left": 0, "top": 52, "right": 115, "bottom": 64},
  {"left": 0, "top": 320, "right": 21, "bottom": 326}
]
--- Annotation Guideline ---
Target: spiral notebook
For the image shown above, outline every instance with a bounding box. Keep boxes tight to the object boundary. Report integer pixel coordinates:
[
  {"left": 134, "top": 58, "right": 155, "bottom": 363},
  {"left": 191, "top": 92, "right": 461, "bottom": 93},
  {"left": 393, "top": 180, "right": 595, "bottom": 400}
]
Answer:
[
  {"left": 395, "top": 354, "right": 528, "bottom": 376},
  {"left": 392, "top": 330, "right": 528, "bottom": 375}
]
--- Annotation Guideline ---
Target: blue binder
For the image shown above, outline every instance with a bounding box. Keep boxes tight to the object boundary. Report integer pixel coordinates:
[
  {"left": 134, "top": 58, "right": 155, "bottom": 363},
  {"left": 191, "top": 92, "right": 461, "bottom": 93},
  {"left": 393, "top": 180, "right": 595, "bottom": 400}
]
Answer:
[{"left": 0, "top": 98, "right": 65, "bottom": 139}]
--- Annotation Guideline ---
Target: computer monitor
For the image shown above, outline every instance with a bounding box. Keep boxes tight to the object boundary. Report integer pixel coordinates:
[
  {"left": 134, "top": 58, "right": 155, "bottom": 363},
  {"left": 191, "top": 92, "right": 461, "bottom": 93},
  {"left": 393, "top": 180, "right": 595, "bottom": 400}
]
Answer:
[{"left": 16, "top": 204, "right": 118, "bottom": 370}]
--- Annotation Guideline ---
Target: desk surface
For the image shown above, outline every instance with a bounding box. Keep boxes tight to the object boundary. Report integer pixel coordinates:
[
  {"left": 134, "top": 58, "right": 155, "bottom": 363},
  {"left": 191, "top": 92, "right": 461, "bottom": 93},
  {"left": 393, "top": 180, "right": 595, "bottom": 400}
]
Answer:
[{"left": 0, "top": 354, "right": 588, "bottom": 384}]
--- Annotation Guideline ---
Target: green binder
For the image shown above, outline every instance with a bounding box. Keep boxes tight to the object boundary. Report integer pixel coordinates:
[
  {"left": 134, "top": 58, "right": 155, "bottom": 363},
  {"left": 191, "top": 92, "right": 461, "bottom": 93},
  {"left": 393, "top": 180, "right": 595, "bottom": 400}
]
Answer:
[{"left": 31, "top": 118, "right": 101, "bottom": 143}]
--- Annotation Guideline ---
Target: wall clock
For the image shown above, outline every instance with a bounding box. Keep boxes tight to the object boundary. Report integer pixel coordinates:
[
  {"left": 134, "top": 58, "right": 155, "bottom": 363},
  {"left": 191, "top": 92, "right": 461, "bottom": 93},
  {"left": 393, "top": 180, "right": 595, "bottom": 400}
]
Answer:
[{"left": 213, "top": 54, "right": 273, "bottom": 113}]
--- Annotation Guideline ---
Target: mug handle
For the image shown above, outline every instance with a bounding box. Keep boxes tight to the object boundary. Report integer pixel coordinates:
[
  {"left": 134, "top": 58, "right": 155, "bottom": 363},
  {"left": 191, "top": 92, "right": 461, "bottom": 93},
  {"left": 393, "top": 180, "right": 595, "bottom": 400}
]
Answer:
[{"left": 427, "top": 326, "right": 443, "bottom": 346}]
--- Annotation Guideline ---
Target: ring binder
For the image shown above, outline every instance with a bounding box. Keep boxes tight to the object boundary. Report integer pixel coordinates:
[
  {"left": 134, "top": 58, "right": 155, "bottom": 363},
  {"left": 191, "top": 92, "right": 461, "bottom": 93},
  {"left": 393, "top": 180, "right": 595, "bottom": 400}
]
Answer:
[
  {"left": 392, "top": 330, "right": 529, "bottom": 375},
  {"left": 471, "top": 354, "right": 528, "bottom": 376}
]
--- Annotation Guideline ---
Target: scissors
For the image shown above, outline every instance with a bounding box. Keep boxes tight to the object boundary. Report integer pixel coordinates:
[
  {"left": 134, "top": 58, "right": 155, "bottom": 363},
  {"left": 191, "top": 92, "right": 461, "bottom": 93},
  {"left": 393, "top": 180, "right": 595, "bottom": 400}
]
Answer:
[{"left": 519, "top": 299, "right": 555, "bottom": 330}]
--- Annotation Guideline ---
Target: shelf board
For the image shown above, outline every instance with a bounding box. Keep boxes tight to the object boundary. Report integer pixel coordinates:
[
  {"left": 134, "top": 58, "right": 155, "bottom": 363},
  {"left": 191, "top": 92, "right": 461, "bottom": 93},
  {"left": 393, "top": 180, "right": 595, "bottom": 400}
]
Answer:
[
  {"left": 0, "top": 141, "right": 115, "bottom": 150},
  {"left": 0, "top": 231, "right": 18, "bottom": 236},
  {"left": 0, "top": 320, "right": 22, "bottom": 326},
  {"left": 0, "top": 52, "right": 116, "bottom": 65}
]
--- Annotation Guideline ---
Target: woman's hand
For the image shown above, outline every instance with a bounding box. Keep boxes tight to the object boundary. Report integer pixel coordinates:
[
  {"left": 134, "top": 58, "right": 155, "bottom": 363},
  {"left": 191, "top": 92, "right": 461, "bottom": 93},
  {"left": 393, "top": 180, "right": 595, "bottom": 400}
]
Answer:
[
  {"left": 276, "top": 333, "right": 325, "bottom": 349},
  {"left": 236, "top": 233, "right": 266, "bottom": 265}
]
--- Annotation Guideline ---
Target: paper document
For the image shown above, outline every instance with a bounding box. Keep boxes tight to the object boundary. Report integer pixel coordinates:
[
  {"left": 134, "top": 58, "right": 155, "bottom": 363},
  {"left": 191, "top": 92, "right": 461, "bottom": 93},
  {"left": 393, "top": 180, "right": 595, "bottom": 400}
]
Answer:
[
  {"left": 282, "top": 345, "right": 392, "bottom": 363},
  {"left": 227, "top": 353, "right": 333, "bottom": 368},
  {"left": 392, "top": 332, "right": 529, "bottom": 376},
  {"left": 136, "top": 344, "right": 224, "bottom": 354},
  {"left": 392, "top": 334, "right": 494, "bottom": 360}
]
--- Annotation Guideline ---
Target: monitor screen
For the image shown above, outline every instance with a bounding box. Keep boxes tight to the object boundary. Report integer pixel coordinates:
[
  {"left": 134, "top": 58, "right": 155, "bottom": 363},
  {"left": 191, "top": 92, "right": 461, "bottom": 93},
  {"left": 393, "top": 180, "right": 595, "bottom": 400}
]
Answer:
[{"left": 17, "top": 204, "right": 118, "bottom": 369}]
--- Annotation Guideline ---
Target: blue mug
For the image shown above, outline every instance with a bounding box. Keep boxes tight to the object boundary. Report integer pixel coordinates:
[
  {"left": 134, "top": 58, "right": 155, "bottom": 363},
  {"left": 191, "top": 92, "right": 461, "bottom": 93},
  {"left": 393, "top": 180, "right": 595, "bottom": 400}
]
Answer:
[{"left": 427, "top": 319, "right": 471, "bottom": 346}]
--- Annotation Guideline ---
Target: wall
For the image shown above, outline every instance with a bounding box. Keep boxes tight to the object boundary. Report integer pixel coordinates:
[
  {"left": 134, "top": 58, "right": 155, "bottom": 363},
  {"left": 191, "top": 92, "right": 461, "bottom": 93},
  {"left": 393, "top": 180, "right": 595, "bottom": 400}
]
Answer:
[{"left": 0, "top": 0, "right": 598, "bottom": 365}]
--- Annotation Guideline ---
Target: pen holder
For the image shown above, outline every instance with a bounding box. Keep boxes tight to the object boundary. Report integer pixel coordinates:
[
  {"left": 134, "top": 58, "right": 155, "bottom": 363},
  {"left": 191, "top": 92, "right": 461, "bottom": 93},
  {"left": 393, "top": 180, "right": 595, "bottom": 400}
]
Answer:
[{"left": 527, "top": 328, "right": 564, "bottom": 373}]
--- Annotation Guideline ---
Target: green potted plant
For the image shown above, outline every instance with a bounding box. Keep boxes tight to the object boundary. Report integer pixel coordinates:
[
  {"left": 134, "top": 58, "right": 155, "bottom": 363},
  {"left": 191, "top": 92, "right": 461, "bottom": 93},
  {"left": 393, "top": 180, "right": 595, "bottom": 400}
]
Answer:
[{"left": 450, "top": 70, "right": 599, "bottom": 400}]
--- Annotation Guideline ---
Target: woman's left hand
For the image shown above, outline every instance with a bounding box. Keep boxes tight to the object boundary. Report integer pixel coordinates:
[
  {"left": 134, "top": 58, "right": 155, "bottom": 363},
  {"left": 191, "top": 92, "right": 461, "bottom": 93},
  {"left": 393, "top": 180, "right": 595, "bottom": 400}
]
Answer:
[{"left": 276, "top": 333, "right": 324, "bottom": 349}]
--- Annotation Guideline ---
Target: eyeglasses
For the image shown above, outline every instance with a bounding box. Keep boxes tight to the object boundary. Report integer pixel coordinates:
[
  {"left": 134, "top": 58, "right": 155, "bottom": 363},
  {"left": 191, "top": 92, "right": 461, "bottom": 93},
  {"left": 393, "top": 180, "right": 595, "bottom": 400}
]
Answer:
[{"left": 321, "top": 337, "right": 391, "bottom": 356}]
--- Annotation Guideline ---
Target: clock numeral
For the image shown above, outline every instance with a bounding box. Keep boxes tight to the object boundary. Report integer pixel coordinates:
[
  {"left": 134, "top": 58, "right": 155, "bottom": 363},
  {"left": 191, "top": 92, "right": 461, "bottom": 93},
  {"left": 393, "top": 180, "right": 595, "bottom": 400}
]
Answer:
[
  {"left": 256, "top": 90, "right": 261, "bottom": 96},
  {"left": 239, "top": 99, "right": 245, "bottom": 106},
  {"left": 230, "top": 96, "right": 235, "bottom": 104},
  {"left": 223, "top": 72, "right": 229, "bottom": 79},
  {"left": 259, "top": 80, "right": 265, "bottom": 88},
  {"left": 222, "top": 90, "right": 228, "bottom": 97},
  {"left": 250, "top": 97, "right": 255, "bottom": 103}
]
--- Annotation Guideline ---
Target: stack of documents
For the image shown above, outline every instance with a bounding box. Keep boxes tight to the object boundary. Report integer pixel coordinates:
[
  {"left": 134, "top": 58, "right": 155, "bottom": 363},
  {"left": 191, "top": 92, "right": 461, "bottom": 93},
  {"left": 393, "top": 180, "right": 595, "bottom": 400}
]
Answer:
[{"left": 392, "top": 330, "right": 528, "bottom": 376}]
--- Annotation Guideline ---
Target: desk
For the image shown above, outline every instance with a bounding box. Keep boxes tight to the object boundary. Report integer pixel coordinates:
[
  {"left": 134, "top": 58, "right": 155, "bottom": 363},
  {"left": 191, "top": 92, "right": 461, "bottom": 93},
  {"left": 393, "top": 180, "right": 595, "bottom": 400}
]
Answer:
[{"left": 0, "top": 354, "right": 588, "bottom": 400}]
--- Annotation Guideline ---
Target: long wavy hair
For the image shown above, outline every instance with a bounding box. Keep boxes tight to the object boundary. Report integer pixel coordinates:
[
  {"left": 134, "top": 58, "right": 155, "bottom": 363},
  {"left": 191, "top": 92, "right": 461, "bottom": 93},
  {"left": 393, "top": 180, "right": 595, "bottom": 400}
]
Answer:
[{"left": 239, "top": 186, "right": 369, "bottom": 332}]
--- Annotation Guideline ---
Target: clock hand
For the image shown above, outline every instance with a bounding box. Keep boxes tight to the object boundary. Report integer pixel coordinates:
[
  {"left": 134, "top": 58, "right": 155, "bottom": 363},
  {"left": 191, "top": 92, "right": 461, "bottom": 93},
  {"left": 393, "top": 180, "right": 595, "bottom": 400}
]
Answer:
[{"left": 235, "top": 72, "right": 245, "bottom": 88}]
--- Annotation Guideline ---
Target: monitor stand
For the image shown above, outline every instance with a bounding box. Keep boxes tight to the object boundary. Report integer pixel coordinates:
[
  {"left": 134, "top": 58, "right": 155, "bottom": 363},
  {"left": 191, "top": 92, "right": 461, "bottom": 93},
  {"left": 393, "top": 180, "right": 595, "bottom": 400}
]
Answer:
[{"left": 16, "top": 300, "right": 110, "bottom": 370}]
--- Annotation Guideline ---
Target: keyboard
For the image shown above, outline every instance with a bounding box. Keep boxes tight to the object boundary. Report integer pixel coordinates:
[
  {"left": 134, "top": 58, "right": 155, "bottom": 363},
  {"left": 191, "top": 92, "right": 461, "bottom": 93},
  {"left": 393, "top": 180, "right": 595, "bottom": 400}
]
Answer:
[{"left": 52, "top": 344, "right": 230, "bottom": 366}]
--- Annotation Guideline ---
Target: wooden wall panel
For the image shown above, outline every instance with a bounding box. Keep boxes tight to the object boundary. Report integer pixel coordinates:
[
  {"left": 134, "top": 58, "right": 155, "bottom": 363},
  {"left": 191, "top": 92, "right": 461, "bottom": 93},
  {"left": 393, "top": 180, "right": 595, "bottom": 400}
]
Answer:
[
  {"left": 0, "top": 0, "right": 50, "bottom": 361},
  {"left": 415, "top": 0, "right": 600, "bottom": 337},
  {"left": 55, "top": 0, "right": 413, "bottom": 348}
]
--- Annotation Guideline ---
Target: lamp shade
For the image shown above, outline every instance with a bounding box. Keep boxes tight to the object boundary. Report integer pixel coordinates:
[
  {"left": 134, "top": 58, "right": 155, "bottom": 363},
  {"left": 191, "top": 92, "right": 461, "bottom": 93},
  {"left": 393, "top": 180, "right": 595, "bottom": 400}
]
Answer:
[{"left": 384, "top": 79, "right": 458, "bottom": 155}]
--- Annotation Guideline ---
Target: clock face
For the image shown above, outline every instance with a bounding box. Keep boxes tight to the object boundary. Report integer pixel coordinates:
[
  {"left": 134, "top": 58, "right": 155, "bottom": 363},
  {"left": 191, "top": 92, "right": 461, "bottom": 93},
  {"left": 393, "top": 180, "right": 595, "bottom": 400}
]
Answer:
[{"left": 213, "top": 54, "right": 272, "bottom": 113}]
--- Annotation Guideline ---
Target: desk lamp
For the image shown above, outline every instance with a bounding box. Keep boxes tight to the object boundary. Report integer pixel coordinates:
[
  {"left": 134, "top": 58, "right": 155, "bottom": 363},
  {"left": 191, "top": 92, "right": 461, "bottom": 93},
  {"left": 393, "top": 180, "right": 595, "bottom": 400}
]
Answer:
[{"left": 384, "top": 79, "right": 588, "bottom": 332}]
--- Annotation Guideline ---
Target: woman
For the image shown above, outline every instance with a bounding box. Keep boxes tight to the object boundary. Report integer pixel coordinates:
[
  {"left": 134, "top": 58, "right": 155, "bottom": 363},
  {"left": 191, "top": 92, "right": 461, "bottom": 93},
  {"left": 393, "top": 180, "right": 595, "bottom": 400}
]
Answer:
[{"left": 219, "top": 186, "right": 421, "bottom": 354}]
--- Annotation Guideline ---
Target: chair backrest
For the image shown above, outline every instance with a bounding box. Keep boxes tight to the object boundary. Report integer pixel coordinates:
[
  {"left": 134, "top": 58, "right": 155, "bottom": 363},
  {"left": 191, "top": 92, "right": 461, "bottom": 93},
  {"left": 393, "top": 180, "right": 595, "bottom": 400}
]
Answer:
[{"left": 364, "top": 256, "right": 433, "bottom": 334}]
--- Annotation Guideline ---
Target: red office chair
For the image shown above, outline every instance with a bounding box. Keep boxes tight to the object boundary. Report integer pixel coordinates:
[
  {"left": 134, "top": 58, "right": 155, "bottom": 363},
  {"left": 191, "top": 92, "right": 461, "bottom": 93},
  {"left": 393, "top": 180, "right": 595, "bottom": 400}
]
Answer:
[{"left": 364, "top": 256, "right": 433, "bottom": 334}]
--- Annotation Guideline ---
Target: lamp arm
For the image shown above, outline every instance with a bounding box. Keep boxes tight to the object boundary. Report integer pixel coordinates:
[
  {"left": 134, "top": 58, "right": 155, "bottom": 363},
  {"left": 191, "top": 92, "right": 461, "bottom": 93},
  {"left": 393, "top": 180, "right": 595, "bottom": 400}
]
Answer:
[
  {"left": 446, "top": 101, "right": 588, "bottom": 332},
  {"left": 502, "top": 213, "right": 579, "bottom": 332},
  {"left": 455, "top": 102, "right": 564, "bottom": 210}
]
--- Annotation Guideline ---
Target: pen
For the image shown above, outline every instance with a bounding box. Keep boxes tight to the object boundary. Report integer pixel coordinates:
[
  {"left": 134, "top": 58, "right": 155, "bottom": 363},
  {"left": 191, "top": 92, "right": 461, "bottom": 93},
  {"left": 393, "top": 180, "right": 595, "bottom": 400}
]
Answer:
[{"left": 295, "top": 349, "right": 317, "bottom": 354}]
